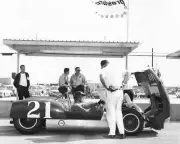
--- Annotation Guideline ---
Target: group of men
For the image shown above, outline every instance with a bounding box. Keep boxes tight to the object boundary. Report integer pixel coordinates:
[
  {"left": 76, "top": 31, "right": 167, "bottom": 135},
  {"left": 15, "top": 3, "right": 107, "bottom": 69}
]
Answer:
[
  {"left": 13, "top": 65, "right": 87, "bottom": 100},
  {"left": 13, "top": 61, "right": 137, "bottom": 139},
  {"left": 58, "top": 67, "right": 87, "bottom": 98}
]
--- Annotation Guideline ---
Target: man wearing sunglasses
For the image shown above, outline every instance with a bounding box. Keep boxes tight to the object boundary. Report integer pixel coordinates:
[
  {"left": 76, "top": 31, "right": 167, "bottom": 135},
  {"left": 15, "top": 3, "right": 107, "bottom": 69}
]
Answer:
[{"left": 70, "top": 67, "right": 87, "bottom": 95}]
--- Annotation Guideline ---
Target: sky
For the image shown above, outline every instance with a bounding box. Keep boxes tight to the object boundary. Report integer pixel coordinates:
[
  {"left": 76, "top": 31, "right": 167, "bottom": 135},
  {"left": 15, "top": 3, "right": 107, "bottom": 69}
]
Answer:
[{"left": 0, "top": 0, "right": 180, "bottom": 86}]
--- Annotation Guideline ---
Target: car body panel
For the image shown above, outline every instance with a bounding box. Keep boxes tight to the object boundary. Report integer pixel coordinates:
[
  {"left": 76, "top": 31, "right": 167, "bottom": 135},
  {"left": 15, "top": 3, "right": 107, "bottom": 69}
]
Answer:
[
  {"left": 134, "top": 69, "right": 170, "bottom": 130},
  {"left": 10, "top": 96, "right": 68, "bottom": 119}
]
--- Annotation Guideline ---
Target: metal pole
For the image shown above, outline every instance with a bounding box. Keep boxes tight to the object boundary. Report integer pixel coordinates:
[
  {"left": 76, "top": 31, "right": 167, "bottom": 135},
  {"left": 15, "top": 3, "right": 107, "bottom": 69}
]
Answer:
[
  {"left": 16, "top": 52, "right": 20, "bottom": 100},
  {"left": 125, "top": 0, "right": 129, "bottom": 70},
  {"left": 126, "top": 0, "right": 129, "bottom": 42},
  {"left": 152, "top": 48, "right": 154, "bottom": 68},
  {"left": 17, "top": 52, "right": 20, "bottom": 73},
  {"left": 125, "top": 54, "right": 128, "bottom": 70}
]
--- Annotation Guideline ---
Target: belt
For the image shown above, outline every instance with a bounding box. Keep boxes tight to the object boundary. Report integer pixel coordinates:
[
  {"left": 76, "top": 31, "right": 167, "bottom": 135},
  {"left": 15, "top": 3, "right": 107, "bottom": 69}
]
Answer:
[
  {"left": 113, "top": 88, "right": 123, "bottom": 91},
  {"left": 109, "top": 86, "right": 123, "bottom": 92}
]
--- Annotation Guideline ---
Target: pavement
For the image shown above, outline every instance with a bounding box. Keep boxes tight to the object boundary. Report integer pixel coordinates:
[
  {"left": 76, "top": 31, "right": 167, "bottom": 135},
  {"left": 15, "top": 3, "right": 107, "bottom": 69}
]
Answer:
[{"left": 0, "top": 120, "right": 179, "bottom": 144}]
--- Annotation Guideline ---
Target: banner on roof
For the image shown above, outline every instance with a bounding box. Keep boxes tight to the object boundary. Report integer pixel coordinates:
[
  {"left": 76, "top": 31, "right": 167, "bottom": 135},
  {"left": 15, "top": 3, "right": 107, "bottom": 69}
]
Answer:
[
  {"left": 95, "top": 0, "right": 126, "bottom": 6},
  {"left": 91, "top": 0, "right": 128, "bottom": 18}
]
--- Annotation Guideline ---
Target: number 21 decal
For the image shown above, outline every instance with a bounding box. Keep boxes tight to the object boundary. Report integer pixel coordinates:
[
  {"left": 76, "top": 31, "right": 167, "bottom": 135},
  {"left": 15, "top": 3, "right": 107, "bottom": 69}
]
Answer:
[{"left": 27, "top": 101, "right": 52, "bottom": 118}]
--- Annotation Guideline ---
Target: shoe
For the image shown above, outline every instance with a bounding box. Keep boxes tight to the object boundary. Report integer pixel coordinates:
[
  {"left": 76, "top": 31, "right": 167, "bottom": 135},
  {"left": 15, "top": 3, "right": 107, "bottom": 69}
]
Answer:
[
  {"left": 119, "top": 134, "right": 126, "bottom": 139},
  {"left": 103, "top": 135, "right": 115, "bottom": 139}
]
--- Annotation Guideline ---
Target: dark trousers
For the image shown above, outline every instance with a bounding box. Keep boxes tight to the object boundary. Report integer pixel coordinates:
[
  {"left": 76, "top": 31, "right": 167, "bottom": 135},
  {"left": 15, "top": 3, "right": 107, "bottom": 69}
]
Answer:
[
  {"left": 17, "top": 85, "right": 30, "bottom": 100},
  {"left": 72, "top": 85, "right": 85, "bottom": 95},
  {"left": 58, "top": 86, "right": 68, "bottom": 95}
]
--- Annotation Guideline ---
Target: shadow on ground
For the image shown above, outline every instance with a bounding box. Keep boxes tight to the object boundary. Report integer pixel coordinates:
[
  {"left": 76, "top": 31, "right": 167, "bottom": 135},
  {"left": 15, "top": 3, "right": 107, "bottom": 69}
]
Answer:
[{"left": 0, "top": 125, "right": 158, "bottom": 143}]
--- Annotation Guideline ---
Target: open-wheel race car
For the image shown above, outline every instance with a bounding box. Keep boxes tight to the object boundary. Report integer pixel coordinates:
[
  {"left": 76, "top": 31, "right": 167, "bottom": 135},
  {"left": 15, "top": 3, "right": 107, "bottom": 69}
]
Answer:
[{"left": 9, "top": 69, "right": 170, "bottom": 135}]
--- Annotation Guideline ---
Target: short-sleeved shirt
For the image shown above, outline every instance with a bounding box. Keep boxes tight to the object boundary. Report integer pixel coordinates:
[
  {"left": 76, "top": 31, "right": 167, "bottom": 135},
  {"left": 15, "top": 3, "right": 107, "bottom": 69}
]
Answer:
[
  {"left": 59, "top": 74, "right": 68, "bottom": 87},
  {"left": 100, "top": 66, "right": 123, "bottom": 88},
  {"left": 70, "top": 73, "right": 86, "bottom": 88}
]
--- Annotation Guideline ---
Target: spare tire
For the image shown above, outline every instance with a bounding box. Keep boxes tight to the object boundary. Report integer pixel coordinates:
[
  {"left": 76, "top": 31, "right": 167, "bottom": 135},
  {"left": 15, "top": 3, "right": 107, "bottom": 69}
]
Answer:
[{"left": 123, "top": 108, "right": 144, "bottom": 135}]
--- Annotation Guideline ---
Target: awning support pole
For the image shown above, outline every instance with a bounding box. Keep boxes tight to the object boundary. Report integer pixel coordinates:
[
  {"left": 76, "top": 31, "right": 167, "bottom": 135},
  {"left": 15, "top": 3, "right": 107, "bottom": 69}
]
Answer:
[
  {"left": 16, "top": 52, "right": 20, "bottom": 100},
  {"left": 125, "top": 54, "right": 128, "bottom": 70},
  {"left": 17, "top": 52, "right": 20, "bottom": 73}
]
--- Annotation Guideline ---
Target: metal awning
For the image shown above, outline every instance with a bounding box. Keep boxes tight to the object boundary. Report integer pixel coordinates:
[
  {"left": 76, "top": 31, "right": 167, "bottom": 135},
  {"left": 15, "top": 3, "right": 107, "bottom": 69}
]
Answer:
[
  {"left": 3, "top": 39, "right": 140, "bottom": 58},
  {"left": 166, "top": 50, "right": 180, "bottom": 59}
]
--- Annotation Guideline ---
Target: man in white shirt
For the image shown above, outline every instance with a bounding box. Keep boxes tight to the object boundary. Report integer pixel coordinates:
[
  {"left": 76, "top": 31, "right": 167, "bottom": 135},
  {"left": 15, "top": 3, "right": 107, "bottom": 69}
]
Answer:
[
  {"left": 99, "top": 60, "right": 125, "bottom": 139},
  {"left": 70, "top": 67, "right": 87, "bottom": 95},
  {"left": 13, "top": 65, "right": 30, "bottom": 100},
  {"left": 58, "top": 68, "right": 70, "bottom": 98}
]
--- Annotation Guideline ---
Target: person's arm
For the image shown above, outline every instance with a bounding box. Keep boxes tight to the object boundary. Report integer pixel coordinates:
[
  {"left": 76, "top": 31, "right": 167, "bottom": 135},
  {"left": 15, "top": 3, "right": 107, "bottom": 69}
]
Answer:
[
  {"left": 82, "top": 74, "right": 87, "bottom": 85},
  {"left": 100, "top": 74, "right": 109, "bottom": 90},
  {"left": 122, "top": 71, "right": 129, "bottom": 86},
  {"left": 70, "top": 75, "right": 74, "bottom": 87},
  {"left": 13, "top": 74, "right": 19, "bottom": 89},
  {"left": 59, "top": 75, "right": 68, "bottom": 87},
  {"left": 81, "top": 102, "right": 98, "bottom": 109},
  {"left": 71, "top": 105, "right": 89, "bottom": 113},
  {"left": 26, "top": 73, "right": 30, "bottom": 88}
]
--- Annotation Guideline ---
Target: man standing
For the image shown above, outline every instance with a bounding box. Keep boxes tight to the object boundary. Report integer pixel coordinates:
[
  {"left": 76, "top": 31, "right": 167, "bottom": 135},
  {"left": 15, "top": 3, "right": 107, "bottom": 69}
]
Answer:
[
  {"left": 99, "top": 60, "right": 125, "bottom": 139},
  {"left": 70, "top": 67, "right": 87, "bottom": 95},
  {"left": 58, "top": 68, "right": 70, "bottom": 98},
  {"left": 13, "top": 65, "right": 30, "bottom": 100}
]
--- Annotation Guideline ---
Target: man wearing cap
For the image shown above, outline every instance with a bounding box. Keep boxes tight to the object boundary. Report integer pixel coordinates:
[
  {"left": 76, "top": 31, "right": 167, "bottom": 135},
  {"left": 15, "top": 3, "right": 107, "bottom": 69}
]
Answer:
[
  {"left": 99, "top": 60, "right": 125, "bottom": 139},
  {"left": 70, "top": 67, "right": 87, "bottom": 95}
]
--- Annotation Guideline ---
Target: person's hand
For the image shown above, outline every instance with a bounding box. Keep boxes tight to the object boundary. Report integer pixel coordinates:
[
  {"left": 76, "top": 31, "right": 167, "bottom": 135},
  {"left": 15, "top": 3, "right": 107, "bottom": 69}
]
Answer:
[
  {"left": 98, "top": 100, "right": 105, "bottom": 105},
  {"left": 107, "top": 86, "right": 116, "bottom": 92}
]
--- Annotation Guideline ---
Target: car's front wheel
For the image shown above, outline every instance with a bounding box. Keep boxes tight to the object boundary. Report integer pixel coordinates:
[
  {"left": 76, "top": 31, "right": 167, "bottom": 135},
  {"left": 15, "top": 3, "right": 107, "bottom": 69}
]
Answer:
[
  {"left": 123, "top": 108, "right": 144, "bottom": 135},
  {"left": 13, "top": 118, "right": 42, "bottom": 134}
]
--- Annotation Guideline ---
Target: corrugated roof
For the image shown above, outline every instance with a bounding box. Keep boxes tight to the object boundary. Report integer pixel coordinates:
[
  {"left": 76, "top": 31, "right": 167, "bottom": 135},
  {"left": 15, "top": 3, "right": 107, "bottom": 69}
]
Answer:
[
  {"left": 166, "top": 50, "right": 180, "bottom": 59},
  {"left": 3, "top": 39, "right": 140, "bottom": 58},
  {"left": 3, "top": 39, "right": 139, "bottom": 44}
]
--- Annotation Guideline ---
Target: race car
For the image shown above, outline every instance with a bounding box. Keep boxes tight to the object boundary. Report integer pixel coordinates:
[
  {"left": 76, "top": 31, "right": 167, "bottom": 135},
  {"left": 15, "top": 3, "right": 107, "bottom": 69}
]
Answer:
[{"left": 9, "top": 69, "right": 170, "bottom": 135}]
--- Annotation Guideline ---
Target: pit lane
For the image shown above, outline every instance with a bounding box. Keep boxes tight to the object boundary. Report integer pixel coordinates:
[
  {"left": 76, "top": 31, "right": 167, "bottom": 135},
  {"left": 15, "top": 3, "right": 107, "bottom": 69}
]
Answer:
[{"left": 0, "top": 120, "right": 179, "bottom": 144}]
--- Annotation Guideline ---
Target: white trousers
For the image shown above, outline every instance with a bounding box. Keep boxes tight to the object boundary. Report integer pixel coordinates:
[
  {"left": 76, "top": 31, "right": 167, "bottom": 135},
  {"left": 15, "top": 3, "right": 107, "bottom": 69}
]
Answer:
[{"left": 105, "top": 90, "right": 124, "bottom": 135}]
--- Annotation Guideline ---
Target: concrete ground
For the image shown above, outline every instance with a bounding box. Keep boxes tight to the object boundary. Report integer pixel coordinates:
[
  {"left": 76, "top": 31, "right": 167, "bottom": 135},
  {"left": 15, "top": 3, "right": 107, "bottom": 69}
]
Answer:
[{"left": 0, "top": 120, "right": 179, "bottom": 144}]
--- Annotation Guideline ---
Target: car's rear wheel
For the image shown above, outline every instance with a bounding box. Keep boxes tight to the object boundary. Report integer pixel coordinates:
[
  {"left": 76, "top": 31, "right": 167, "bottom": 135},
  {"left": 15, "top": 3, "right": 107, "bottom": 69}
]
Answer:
[
  {"left": 13, "top": 118, "right": 42, "bottom": 134},
  {"left": 123, "top": 108, "right": 144, "bottom": 135}
]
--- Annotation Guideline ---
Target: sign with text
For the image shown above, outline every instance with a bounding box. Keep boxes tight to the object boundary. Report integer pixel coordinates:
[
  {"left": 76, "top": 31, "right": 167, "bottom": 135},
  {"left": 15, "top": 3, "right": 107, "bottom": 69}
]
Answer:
[
  {"left": 95, "top": 0, "right": 126, "bottom": 6},
  {"left": 92, "top": 0, "right": 128, "bottom": 18}
]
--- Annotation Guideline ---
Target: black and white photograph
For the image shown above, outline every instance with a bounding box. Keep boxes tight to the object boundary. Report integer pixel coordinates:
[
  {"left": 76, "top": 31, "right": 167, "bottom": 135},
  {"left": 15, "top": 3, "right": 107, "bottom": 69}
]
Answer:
[{"left": 0, "top": 0, "right": 179, "bottom": 144}]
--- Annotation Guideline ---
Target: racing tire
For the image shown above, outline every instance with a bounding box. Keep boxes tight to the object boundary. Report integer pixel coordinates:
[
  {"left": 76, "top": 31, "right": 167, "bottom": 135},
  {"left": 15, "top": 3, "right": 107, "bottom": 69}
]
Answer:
[
  {"left": 122, "top": 108, "right": 144, "bottom": 135},
  {"left": 13, "top": 118, "right": 42, "bottom": 135}
]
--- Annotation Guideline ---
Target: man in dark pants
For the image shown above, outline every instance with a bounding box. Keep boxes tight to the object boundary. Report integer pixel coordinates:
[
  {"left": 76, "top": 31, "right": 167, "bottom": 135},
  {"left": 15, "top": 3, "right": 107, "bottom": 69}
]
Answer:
[
  {"left": 58, "top": 68, "right": 70, "bottom": 98},
  {"left": 13, "top": 65, "right": 30, "bottom": 100},
  {"left": 70, "top": 67, "right": 87, "bottom": 95}
]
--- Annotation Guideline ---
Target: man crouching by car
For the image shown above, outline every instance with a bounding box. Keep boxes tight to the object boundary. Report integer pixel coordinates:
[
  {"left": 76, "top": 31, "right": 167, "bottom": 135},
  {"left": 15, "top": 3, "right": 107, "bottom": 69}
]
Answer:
[{"left": 13, "top": 65, "right": 30, "bottom": 100}]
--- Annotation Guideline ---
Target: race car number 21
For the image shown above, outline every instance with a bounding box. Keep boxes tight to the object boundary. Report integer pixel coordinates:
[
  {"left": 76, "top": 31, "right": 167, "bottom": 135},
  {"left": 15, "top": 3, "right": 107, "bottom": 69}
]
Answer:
[{"left": 27, "top": 101, "right": 52, "bottom": 118}]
